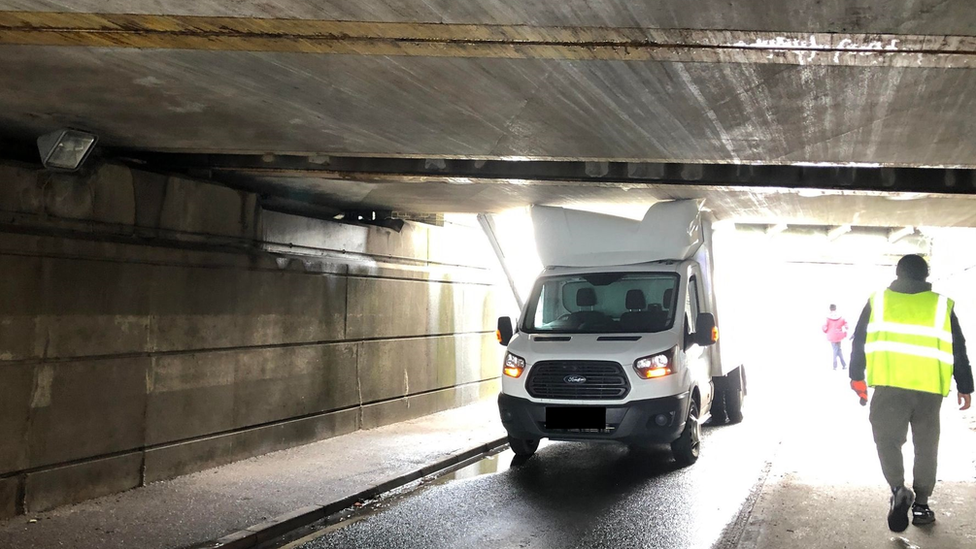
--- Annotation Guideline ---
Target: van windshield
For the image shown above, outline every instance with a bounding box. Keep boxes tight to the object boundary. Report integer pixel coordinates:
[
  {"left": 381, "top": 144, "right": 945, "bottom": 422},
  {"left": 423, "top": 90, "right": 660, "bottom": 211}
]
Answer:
[{"left": 522, "top": 272, "right": 680, "bottom": 334}]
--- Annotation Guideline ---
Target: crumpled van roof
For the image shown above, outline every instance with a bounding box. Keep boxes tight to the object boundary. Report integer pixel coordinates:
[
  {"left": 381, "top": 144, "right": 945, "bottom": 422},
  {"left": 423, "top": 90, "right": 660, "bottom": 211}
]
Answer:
[{"left": 531, "top": 200, "right": 704, "bottom": 268}]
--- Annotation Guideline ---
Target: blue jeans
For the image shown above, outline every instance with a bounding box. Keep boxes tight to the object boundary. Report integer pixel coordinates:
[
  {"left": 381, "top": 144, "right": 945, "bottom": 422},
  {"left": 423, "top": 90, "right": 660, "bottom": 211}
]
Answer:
[{"left": 831, "top": 341, "right": 847, "bottom": 370}]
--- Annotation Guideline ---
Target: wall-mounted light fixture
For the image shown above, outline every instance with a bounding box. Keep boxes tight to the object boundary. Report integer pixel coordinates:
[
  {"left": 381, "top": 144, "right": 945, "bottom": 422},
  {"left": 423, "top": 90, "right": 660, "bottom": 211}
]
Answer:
[{"left": 37, "top": 129, "right": 98, "bottom": 171}]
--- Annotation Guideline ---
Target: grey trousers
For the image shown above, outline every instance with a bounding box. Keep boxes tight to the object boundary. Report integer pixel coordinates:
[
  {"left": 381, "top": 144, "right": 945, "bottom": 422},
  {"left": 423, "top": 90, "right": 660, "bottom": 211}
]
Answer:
[{"left": 869, "top": 386, "right": 943, "bottom": 504}]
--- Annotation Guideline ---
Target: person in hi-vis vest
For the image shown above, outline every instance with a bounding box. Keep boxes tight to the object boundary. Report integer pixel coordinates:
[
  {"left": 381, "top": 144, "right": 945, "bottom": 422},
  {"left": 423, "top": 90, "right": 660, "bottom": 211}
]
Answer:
[{"left": 850, "top": 254, "right": 973, "bottom": 533}]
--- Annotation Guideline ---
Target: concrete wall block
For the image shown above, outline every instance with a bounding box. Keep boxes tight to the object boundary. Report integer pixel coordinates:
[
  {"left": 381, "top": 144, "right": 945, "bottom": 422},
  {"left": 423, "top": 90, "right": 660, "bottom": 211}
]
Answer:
[
  {"left": 232, "top": 343, "right": 359, "bottom": 429},
  {"left": 90, "top": 163, "right": 137, "bottom": 226},
  {"left": 145, "top": 408, "right": 359, "bottom": 484},
  {"left": 0, "top": 476, "right": 20, "bottom": 519},
  {"left": 478, "top": 378, "right": 502, "bottom": 400},
  {"left": 42, "top": 173, "right": 94, "bottom": 221},
  {"left": 428, "top": 282, "right": 497, "bottom": 335},
  {"left": 263, "top": 214, "right": 427, "bottom": 261},
  {"left": 38, "top": 256, "right": 153, "bottom": 358},
  {"left": 0, "top": 364, "right": 33, "bottom": 475},
  {"left": 262, "top": 210, "right": 368, "bottom": 253},
  {"left": 28, "top": 357, "right": 150, "bottom": 469},
  {"left": 158, "top": 176, "right": 250, "bottom": 238},
  {"left": 364, "top": 222, "right": 428, "bottom": 261},
  {"left": 131, "top": 170, "right": 170, "bottom": 230},
  {"left": 0, "top": 163, "right": 42, "bottom": 215},
  {"left": 147, "top": 353, "right": 236, "bottom": 445},
  {"left": 420, "top": 333, "right": 498, "bottom": 391},
  {"left": 480, "top": 333, "right": 506, "bottom": 381},
  {"left": 358, "top": 338, "right": 423, "bottom": 404},
  {"left": 231, "top": 408, "right": 360, "bottom": 461},
  {"left": 359, "top": 381, "right": 496, "bottom": 430},
  {"left": 346, "top": 277, "right": 431, "bottom": 340},
  {"left": 0, "top": 255, "right": 42, "bottom": 361},
  {"left": 24, "top": 453, "right": 142, "bottom": 513},
  {"left": 143, "top": 434, "right": 236, "bottom": 484},
  {"left": 151, "top": 265, "right": 346, "bottom": 352},
  {"left": 359, "top": 334, "right": 493, "bottom": 403},
  {"left": 148, "top": 343, "right": 358, "bottom": 445}
]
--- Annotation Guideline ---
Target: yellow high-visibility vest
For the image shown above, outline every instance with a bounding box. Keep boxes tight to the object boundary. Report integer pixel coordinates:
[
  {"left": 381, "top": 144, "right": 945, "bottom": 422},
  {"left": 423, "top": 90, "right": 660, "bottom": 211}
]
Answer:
[{"left": 865, "top": 289, "right": 954, "bottom": 396}]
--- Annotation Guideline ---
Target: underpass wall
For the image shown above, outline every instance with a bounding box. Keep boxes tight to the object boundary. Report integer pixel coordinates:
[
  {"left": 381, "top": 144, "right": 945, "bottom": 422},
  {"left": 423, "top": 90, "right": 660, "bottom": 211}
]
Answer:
[
  {"left": 929, "top": 228, "right": 976, "bottom": 345},
  {"left": 0, "top": 161, "right": 505, "bottom": 518}
]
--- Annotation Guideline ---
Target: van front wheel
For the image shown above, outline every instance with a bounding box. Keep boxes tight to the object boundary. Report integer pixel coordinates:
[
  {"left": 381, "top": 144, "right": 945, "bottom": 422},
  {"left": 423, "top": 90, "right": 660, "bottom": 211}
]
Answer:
[
  {"left": 671, "top": 400, "right": 701, "bottom": 467},
  {"left": 508, "top": 436, "right": 540, "bottom": 457}
]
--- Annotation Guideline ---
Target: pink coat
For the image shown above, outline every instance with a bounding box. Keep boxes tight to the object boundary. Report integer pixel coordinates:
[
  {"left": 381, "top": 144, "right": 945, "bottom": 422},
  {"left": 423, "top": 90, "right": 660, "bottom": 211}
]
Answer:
[{"left": 823, "top": 314, "right": 848, "bottom": 343}]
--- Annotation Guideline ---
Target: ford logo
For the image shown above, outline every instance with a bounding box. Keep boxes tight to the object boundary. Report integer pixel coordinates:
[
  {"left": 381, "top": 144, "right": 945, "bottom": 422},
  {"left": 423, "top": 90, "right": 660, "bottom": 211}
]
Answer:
[{"left": 564, "top": 375, "right": 587, "bottom": 384}]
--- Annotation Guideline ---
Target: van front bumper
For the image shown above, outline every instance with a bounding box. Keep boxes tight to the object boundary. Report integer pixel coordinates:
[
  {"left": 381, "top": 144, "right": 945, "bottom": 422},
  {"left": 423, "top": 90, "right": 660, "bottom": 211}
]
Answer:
[{"left": 497, "top": 392, "right": 691, "bottom": 445}]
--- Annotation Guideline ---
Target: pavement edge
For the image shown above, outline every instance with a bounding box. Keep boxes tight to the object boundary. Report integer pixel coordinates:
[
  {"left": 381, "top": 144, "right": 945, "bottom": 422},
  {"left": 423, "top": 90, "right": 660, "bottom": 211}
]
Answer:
[{"left": 200, "top": 437, "right": 508, "bottom": 549}]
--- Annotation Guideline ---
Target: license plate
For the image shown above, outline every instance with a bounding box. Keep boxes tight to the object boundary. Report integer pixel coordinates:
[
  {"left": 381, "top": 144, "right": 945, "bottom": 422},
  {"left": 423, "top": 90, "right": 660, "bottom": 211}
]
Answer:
[{"left": 545, "top": 406, "right": 607, "bottom": 430}]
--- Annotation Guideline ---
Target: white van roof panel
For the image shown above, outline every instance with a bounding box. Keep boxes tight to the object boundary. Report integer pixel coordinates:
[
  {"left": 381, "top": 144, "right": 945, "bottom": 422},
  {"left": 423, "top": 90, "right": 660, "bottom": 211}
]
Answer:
[{"left": 532, "top": 200, "right": 704, "bottom": 268}]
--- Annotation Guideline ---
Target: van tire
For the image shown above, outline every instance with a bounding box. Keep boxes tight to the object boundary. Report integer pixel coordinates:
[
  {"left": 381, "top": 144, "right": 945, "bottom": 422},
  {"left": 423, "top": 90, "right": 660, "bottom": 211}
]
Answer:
[
  {"left": 671, "top": 400, "right": 701, "bottom": 467},
  {"left": 726, "top": 367, "right": 745, "bottom": 424},
  {"left": 508, "top": 436, "right": 540, "bottom": 457}
]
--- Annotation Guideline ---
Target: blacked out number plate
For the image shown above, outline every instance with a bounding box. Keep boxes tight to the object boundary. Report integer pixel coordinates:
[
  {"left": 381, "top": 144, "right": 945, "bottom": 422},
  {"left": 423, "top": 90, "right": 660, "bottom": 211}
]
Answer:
[{"left": 545, "top": 406, "right": 607, "bottom": 429}]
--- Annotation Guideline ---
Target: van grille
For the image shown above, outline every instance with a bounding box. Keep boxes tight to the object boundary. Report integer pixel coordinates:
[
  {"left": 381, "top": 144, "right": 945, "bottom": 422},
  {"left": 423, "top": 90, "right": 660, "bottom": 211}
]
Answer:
[{"left": 526, "top": 361, "right": 630, "bottom": 400}]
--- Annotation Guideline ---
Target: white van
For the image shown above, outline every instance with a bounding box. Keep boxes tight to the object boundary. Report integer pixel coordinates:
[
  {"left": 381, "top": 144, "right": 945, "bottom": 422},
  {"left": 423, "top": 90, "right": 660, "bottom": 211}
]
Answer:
[{"left": 495, "top": 201, "right": 745, "bottom": 466}]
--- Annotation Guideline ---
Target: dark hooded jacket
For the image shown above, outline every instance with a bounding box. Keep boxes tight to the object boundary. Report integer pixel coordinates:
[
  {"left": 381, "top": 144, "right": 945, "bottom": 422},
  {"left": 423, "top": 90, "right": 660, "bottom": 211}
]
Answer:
[{"left": 849, "top": 277, "right": 974, "bottom": 394}]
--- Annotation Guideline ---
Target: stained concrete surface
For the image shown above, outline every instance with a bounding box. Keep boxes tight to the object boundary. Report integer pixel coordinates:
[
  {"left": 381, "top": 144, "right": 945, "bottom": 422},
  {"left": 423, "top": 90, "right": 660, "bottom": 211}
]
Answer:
[
  {"left": 2, "top": 1, "right": 975, "bottom": 35},
  {"left": 0, "top": 400, "right": 506, "bottom": 549},
  {"left": 5, "top": 47, "right": 976, "bottom": 167}
]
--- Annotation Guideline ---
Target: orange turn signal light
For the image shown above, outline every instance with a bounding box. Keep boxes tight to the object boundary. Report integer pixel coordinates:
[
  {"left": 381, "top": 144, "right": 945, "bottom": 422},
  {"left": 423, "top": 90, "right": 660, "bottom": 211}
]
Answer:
[
  {"left": 496, "top": 330, "right": 503, "bottom": 343},
  {"left": 504, "top": 366, "right": 523, "bottom": 378},
  {"left": 712, "top": 326, "right": 720, "bottom": 343},
  {"left": 641, "top": 367, "right": 672, "bottom": 379}
]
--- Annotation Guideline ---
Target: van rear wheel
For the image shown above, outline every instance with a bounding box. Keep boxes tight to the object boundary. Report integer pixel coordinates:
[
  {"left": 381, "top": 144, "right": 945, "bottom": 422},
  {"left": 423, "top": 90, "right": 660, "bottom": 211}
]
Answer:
[
  {"left": 671, "top": 400, "right": 701, "bottom": 467},
  {"left": 508, "top": 436, "right": 540, "bottom": 457},
  {"left": 726, "top": 367, "right": 745, "bottom": 424}
]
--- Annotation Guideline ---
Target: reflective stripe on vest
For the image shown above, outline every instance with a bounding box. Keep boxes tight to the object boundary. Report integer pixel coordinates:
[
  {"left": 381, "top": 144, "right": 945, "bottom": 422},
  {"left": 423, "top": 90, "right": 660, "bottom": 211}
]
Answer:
[{"left": 865, "top": 289, "right": 954, "bottom": 396}]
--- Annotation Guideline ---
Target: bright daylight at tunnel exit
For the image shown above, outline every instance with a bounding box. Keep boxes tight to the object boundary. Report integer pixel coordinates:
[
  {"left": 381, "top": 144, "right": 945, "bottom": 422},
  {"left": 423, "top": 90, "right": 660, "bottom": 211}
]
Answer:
[{"left": 3, "top": 2, "right": 976, "bottom": 549}]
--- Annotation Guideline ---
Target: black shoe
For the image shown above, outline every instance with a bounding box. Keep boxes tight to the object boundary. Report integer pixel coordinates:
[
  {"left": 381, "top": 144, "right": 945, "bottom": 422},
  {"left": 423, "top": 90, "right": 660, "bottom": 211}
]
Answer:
[
  {"left": 888, "top": 487, "right": 914, "bottom": 532},
  {"left": 912, "top": 503, "right": 936, "bottom": 525}
]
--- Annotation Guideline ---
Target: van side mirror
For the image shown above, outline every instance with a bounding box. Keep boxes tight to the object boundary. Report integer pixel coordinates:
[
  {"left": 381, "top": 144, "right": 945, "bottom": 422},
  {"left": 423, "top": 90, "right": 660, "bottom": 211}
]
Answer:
[
  {"left": 497, "top": 316, "right": 514, "bottom": 346},
  {"left": 695, "top": 313, "right": 718, "bottom": 346}
]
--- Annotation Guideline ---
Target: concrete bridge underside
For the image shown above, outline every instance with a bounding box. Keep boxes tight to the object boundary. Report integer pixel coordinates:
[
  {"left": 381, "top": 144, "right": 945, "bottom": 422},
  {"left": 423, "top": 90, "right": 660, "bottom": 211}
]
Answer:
[{"left": 2, "top": 1, "right": 976, "bottom": 225}]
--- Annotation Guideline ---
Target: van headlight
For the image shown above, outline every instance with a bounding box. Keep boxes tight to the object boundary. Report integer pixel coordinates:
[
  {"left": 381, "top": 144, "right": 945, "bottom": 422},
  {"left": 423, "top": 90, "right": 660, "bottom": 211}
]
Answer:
[
  {"left": 503, "top": 352, "right": 526, "bottom": 378},
  {"left": 634, "top": 348, "right": 674, "bottom": 379}
]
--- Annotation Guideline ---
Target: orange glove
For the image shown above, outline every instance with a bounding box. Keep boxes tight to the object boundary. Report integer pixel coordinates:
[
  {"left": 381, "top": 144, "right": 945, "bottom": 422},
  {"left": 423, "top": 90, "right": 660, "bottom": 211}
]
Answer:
[{"left": 851, "top": 380, "right": 868, "bottom": 406}]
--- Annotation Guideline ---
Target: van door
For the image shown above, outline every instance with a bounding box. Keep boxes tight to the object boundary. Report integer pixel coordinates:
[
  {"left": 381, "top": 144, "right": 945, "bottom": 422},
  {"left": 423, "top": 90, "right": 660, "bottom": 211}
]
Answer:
[{"left": 684, "top": 266, "right": 714, "bottom": 413}]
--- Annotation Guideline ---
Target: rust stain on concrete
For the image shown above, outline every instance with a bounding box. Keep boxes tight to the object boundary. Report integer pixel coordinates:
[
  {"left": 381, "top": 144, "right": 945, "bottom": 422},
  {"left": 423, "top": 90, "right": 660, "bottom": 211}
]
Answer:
[{"left": 1, "top": 11, "right": 976, "bottom": 68}]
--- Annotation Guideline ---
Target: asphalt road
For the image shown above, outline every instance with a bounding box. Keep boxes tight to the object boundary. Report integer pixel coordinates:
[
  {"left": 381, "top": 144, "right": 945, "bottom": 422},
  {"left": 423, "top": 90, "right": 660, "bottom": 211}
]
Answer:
[{"left": 295, "top": 399, "right": 780, "bottom": 549}]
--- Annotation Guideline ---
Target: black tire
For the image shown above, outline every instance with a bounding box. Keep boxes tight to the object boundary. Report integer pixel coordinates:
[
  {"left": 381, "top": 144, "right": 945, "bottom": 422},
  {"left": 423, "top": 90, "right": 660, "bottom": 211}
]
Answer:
[
  {"left": 726, "top": 367, "right": 745, "bottom": 424},
  {"left": 508, "top": 436, "right": 540, "bottom": 457},
  {"left": 671, "top": 399, "right": 701, "bottom": 467}
]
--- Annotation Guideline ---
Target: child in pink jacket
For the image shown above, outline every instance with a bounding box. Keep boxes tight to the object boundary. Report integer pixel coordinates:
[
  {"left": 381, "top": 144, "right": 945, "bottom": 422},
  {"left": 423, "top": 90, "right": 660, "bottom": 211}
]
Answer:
[{"left": 823, "top": 304, "right": 849, "bottom": 370}]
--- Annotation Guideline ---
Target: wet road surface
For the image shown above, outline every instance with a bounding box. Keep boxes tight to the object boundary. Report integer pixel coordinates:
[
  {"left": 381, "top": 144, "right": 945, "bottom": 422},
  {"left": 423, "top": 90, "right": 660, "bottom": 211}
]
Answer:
[{"left": 293, "top": 399, "right": 780, "bottom": 549}]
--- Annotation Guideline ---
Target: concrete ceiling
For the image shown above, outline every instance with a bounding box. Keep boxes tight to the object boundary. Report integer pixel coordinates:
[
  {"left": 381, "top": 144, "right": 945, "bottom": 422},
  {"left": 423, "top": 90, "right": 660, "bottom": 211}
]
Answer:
[
  {"left": 2, "top": 1, "right": 975, "bottom": 33},
  {"left": 3, "top": 2, "right": 976, "bottom": 225}
]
